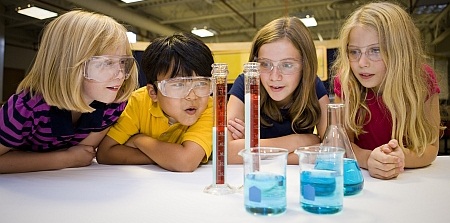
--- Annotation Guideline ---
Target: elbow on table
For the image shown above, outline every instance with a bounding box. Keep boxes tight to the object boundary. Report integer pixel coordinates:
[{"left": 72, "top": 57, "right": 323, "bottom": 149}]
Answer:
[
  {"left": 404, "top": 149, "right": 438, "bottom": 169},
  {"left": 166, "top": 158, "right": 201, "bottom": 172},
  {"left": 227, "top": 155, "right": 243, "bottom": 164},
  {"left": 95, "top": 149, "right": 114, "bottom": 165}
]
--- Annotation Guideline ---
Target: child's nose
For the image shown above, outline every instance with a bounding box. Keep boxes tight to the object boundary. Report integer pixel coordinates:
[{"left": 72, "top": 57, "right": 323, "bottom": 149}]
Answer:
[{"left": 184, "top": 87, "right": 198, "bottom": 100}]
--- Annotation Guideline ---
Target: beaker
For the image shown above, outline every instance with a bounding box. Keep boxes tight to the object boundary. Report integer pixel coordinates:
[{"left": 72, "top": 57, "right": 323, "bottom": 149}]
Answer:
[
  {"left": 295, "top": 146, "right": 344, "bottom": 214},
  {"left": 239, "top": 147, "right": 288, "bottom": 216}
]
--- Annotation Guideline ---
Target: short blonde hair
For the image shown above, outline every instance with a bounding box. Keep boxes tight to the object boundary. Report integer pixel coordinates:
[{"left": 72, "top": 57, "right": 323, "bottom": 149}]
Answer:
[{"left": 17, "top": 10, "right": 138, "bottom": 112}]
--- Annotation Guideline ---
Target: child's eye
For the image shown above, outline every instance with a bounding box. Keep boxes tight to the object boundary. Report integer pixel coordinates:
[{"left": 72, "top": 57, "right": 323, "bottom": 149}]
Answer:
[
  {"left": 368, "top": 47, "right": 381, "bottom": 54},
  {"left": 102, "top": 59, "right": 114, "bottom": 67},
  {"left": 348, "top": 49, "right": 361, "bottom": 56},
  {"left": 170, "top": 82, "right": 185, "bottom": 88},
  {"left": 259, "top": 61, "right": 272, "bottom": 68},
  {"left": 281, "top": 62, "right": 294, "bottom": 69},
  {"left": 195, "top": 81, "right": 210, "bottom": 88}
]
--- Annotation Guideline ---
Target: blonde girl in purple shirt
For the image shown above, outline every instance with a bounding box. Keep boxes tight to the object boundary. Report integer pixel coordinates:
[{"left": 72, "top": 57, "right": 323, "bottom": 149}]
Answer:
[{"left": 0, "top": 10, "right": 138, "bottom": 173}]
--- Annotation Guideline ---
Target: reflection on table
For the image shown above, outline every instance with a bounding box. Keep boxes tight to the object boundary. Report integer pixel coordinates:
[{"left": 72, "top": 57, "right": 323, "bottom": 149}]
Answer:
[{"left": 1, "top": 157, "right": 449, "bottom": 223}]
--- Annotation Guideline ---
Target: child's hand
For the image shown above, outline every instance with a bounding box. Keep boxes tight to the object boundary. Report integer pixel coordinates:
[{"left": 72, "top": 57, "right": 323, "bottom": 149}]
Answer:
[
  {"left": 228, "top": 118, "right": 245, "bottom": 140},
  {"left": 384, "top": 139, "right": 405, "bottom": 170},
  {"left": 66, "top": 144, "right": 95, "bottom": 168},
  {"left": 367, "top": 139, "right": 404, "bottom": 180}
]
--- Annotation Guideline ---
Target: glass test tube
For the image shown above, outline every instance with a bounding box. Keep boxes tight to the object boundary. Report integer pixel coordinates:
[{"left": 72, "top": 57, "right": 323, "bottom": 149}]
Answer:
[
  {"left": 204, "top": 63, "right": 234, "bottom": 195},
  {"left": 244, "top": 62, "right": 260, "bottom": 171}
]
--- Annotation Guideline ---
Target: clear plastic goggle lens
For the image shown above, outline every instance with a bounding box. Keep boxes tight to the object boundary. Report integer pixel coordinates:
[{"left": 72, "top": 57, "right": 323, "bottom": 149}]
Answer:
[
  {"left": 84, "top": 55, "right": 135, "bottom": 82},
  {"left": 347, "top": 48, "right": 382, "bottom": 62},
  {"left": 257, "top": 58, "right": 300, "bottom": 75},
  {"left": 156, "top": 77, "right": 212, "bottom": 98}
]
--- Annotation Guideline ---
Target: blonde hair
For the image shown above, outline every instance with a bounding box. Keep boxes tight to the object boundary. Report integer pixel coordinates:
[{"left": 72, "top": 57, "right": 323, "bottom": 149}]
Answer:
[
  {"left": 17, "top": 10, "right": 138, "bottom": 112},
  {"left": 332, "top": 2, "right": 439, "bottom": 155},
  {"left": 249, "top": 17, "right": 321, "bottom": 132}
]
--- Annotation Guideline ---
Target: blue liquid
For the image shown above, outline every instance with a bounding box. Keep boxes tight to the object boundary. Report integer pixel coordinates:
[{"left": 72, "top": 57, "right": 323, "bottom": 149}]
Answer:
[
  {"left": 343, "top": 158, "right": 364, "bottom": 196},
  {"left": 244, "top": 172, "right": 286, "bottom": 215},
  {"left": 300, "top": 169, "right": 343, "bottom": 214},
  {"left": 314, "top": 158, "right": 364, "bottom": 196}
]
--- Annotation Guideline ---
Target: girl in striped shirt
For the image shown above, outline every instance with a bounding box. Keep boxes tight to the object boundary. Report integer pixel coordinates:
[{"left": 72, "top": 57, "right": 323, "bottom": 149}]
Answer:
[{"left": 0, "top": 10, "right": 138, "bottom": 173}]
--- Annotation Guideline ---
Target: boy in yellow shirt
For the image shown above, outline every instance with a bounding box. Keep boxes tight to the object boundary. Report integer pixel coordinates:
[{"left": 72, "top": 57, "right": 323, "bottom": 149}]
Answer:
[{"left": 97, "top": 33, "right": 214, "bottom": 172}]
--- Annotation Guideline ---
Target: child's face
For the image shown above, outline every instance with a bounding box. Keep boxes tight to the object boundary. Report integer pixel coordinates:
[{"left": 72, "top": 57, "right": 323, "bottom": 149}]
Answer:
[
  {"left": 258, "top": 38, "right": 302, "bottom": 108},
  {"left": 152, "top": 75, "right": 211, "bottom": 126},
  {"left": 82, "top": 47, "right": 131, "bottom": 104},
  {"left": 348, "top": 26, "right": 387, "bottom": 91}
]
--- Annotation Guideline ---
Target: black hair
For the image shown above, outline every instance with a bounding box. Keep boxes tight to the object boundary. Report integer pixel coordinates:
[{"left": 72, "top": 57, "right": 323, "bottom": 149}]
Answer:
[{"left": 141, "top": 33, "right": 214, "bottom": 91}]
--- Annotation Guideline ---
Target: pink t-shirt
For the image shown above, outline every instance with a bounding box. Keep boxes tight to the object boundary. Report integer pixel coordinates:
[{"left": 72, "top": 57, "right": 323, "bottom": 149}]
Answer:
[{"left": 334, "top": 65, "right": 440, "bottom": 150}]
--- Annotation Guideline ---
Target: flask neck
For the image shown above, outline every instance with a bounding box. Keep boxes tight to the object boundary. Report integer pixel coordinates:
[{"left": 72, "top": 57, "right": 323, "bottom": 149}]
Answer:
[{"left": 327, "top": 104, "right": 344, "bottom": 127}]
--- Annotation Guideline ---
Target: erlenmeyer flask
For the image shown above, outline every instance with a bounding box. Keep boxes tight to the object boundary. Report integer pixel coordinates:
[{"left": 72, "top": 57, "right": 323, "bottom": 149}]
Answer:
[{"left": 321, "top": 103, "right": 364, "bottom": 196}]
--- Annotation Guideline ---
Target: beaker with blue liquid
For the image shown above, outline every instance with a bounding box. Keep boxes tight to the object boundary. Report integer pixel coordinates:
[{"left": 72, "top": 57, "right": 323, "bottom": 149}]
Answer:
[
  {"left": 239, "top": 147, "right": 288, "bottom": 216},
  {"left": 295, "top": 146, "right": 344, "bottom": 214}
]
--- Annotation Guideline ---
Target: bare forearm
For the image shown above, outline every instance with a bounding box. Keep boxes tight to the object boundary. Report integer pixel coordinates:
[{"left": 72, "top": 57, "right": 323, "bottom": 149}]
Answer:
[
  {"left": 134, "top": 137, "right": 204, "bottom": 172},
  {"left": 351, "top": 142, "right": 372, "bottom": 169},
  {"left": 97, "top": 144, "right": 153, "bottom": 165},
  {"left": 227, "top": 134, "right": 320, "bottom": 164},
  {"left": 403, "top": 144, "right": 438, "bottom": 168},
  {"left": 0, "top": 150, "right": 74, "bottom": 174}
]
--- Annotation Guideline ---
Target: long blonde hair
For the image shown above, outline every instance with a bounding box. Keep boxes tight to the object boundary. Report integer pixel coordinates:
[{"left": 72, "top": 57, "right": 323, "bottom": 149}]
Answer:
[
  {"left": 249, "top": 17, "right": 321, "bottom": 132},
  {"left": 333, "top": 2, "right": 439, "bottom": 155},
  {"left": 17, "top": 10, "right": 138, "bottom": 112}
]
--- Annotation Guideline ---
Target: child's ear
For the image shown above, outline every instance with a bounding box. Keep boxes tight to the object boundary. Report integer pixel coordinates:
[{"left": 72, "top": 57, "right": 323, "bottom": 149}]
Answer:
[{"left": 147, "top": 84, "right": 158, "bottom": 102}]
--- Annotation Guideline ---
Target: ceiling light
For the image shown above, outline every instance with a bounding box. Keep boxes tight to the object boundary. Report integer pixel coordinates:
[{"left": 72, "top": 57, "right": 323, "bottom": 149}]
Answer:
[
  {"left": 191, "top": 27, "right": 216, "bottom": 37},
  {"left": 127, "top": 32, "right": 137, "bottom": 43},
  {"left": 16, "top": 5, "right": 57, "bottom": 20},
  {"left": 414, "top": 4, "right": 448, "bottom": 14},
  {"left": 299, "top": 16, "right": 317, "bottom": 27},
  {"left": 120, "top": 0, "right": 144, "bottom": 3}
]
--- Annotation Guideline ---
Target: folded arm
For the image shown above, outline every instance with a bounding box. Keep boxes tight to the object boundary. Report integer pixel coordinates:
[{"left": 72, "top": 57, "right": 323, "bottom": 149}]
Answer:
[
  {"left": 97, "top": 135, "right": 153, "bottom": 165},
  {"left": 226, "top": 95, "right": 323, "bottom": 165},
  {"left": 0, "top": 129, "right": 107, "bottom": 174},
  {"left": 130, "top": 134, "right": 206, "bottom": 172}
]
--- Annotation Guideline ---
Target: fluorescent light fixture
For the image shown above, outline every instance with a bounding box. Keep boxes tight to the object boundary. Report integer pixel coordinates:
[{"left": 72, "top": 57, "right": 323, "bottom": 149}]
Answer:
[
  {"left": 120, "top": 0, "right": 144, "bottom": 3},
  {"left": 414, "top": 4, "right": 448, "bottom": 14},
  {"left": 300, "top": 16, "right": 317, "bottom": 27},
  {"left": 127, "top": 32, "right": 137, "bottom": 43},
  {"left": 317, "top": 33, "right": 323, "bottom": 42},
  {"left": 191, "top": 28, "right": 216, "bottom": 37},
  {"left": 16, "top": 5, "right": 57, "bottom": 20}
]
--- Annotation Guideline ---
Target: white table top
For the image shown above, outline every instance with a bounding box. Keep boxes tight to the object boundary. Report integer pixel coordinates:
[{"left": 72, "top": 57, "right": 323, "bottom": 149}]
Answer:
[{"left": 1, "top": 156, "right": 449, "bottom": 223}]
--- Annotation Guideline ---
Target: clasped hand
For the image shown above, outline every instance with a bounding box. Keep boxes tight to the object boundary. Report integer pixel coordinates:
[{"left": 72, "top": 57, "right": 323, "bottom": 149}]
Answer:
[
  {"left": 368, "top": 139, "right": 405, "bottom": 180},
  {"left": 228, "top": 118, "right": 246, "bottom": 140}
]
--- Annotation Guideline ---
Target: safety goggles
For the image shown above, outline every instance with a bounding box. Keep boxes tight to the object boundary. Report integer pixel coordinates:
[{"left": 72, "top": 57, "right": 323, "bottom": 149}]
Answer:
[
  {"left": 155, "top": 77, "right": 213, "bottom": 98},
  {"left": 83, "top": 55, "right": 135, "bottom": 82},
  {"left": 347, "top": 45, "right": 382, "bottom": 62},
  {"left": 256, "top": 58, "right": 301, "bottom": 75}
]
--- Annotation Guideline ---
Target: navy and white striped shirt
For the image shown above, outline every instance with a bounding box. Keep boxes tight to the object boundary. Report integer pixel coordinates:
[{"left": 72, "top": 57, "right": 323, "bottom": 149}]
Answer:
[{"left": 0, "top": 91, "right": 126, "bottom": 152}]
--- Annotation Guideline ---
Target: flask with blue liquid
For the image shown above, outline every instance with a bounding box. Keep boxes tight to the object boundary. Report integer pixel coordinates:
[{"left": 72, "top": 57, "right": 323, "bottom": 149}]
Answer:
[{"left": 321, "top": 103, "right": 364, "bottom": 196}]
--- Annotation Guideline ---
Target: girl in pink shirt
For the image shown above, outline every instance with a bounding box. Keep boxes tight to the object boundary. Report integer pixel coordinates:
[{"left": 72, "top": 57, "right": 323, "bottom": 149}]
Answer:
[{"left": 332, "top": 2, "right": 441, "bottom": 180}]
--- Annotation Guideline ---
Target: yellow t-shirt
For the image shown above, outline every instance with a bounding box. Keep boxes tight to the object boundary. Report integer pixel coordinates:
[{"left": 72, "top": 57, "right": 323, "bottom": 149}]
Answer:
[{"left": 107, "top": 87, "right": 213, "bottom": 163}]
